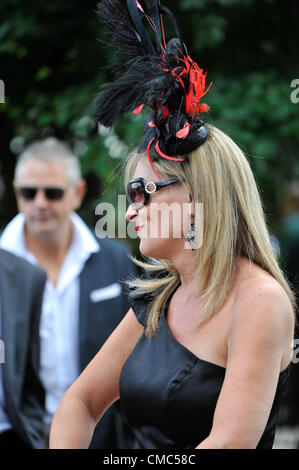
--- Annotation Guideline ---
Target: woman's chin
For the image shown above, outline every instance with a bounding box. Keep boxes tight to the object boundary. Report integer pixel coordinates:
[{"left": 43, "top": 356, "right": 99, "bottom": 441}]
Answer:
[{"left": 139, "top": 239, "right": 171, "bottom": 260}]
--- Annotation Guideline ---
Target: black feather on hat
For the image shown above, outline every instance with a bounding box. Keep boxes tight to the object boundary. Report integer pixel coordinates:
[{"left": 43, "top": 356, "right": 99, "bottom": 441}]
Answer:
[{"left": 94, "top": 0, "right": 212, "bottom": 178}]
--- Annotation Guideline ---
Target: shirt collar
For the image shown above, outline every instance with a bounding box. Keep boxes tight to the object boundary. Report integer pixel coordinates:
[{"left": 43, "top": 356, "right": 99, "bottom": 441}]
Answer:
[
  {"left": 68, "top": 211, "right": 100, "bottom": 259},
  {"left": 54, "top": 212, "right": 100, "bottom": 292},
  {"left": 0, "top": 212, "right": 100, "bottom": 266}
]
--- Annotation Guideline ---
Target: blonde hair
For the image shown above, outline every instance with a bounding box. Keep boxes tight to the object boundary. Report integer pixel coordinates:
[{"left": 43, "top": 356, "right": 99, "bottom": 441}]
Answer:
[{"left": 124, "top": 124, "right": 297, "bottom": 338}]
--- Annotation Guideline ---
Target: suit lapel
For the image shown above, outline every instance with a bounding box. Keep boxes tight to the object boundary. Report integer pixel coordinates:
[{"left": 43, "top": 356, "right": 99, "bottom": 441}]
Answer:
[
  {"left": 0, "top": 254, "right": 24, "bottom": 389},
  {"left": 78, "top": 257, "right": 94, "bottom": 371},
  {"left": 78, "top": 251, "right": 108, "bottom": 371}
]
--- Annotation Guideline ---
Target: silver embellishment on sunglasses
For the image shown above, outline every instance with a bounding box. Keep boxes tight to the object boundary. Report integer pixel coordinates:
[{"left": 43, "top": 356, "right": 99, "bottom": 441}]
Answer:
[{"left": 144, "top": 182, "right": 157, "bottom": 194}]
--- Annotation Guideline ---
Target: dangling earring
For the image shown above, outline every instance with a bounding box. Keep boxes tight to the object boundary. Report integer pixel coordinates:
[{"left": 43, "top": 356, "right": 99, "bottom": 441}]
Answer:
[{"left": 186, "top": 216, "right": 196, "bottom": 251}]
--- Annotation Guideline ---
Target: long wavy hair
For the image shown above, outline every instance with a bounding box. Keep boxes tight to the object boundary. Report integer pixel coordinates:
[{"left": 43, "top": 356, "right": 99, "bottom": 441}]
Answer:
[{"left": 124, "top": 124, "right": 297, "bottom": 339}]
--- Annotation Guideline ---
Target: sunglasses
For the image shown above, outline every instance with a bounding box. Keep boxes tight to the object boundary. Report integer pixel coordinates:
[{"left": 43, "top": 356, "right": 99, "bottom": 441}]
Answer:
[
  {"left": 16, "top": 186, "right": 66, "bottom": 201},
  {"left": 127, "top": 177, "right": 179, "bottom": 210}
]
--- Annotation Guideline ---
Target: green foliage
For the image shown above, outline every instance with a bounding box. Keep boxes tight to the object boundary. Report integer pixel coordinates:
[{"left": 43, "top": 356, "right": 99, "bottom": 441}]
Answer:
[{"left": 0, "top": 0, "right": 298, "bottom": 242}]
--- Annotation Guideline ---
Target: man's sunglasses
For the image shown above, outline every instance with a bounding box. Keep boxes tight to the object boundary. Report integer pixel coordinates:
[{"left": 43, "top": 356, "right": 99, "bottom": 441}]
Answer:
[
  {"left": 16, "top": 186, "right": 66, "bottom": 201},
  {"left": 127, "top": 177, "right": 179, "bottom": 210}
]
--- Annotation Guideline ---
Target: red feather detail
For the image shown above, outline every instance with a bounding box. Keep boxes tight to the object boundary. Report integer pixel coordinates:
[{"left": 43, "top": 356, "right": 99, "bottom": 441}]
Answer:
[
  {"left": 137, "top": 1, "right": 164, "bottom": 52},
  {"left": 155, "top": 141, "right": 185, "bottom": 161},
  {"left": 198, "top": 103, "right": 210, "bottom": 113},
  {"left": 155, "top": 103, "right": 170, "bottom": 125},
  {"left": 136, "top": 1, "right": 144, "bottom": 13},
  {"left": 162, "top": 66, "right": 186, "bottom": 92},
  {"left": 162, "top": 56, "right": 211, "bottom": 120},
  {"left": 181, "top": 56, "right": 212, "bottom": 119},
  {"left": 146, "top": 138, "right": 161, "bottom": 179},
  {"left": 170, "top": 70, "right": 185, "bottom": 91},
  {"left": 133, "top": 103, "right": 145, "bottom": 115},
  {"left": 161, "top": 105, "right": 170, "bottom": 123},
  {"left": 176, "top": 122, "right": 191, "bottom": 139}
]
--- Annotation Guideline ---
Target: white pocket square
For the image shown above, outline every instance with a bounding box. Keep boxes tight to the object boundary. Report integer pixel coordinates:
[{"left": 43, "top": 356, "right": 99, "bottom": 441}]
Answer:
[{"left": 90, "top": 283, "right": 122, "bottom": 303}]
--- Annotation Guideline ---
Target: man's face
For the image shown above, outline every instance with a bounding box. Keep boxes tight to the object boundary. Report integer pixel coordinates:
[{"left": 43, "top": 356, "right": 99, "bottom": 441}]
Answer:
[{"left": 14, "top": 160, "right": 85, "bottom": 237}]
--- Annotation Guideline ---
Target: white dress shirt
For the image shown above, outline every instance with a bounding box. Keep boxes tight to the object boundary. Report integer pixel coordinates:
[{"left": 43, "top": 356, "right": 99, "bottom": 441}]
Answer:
[{"left": 0, "top": 212, "right": 100, "bottom": 425}]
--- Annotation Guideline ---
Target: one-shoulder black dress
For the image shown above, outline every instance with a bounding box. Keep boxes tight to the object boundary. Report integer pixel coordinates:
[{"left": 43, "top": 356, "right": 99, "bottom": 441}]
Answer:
[{"left": 119, "top": 279, "right": 290, "bottom": 449}]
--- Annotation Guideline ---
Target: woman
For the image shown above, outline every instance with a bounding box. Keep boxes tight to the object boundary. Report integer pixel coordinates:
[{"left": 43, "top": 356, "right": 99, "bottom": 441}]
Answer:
[
  {"left": 50, "top": 0, "right": 296, "bottom": 448},
  {"left": 49, "top": 124, "right": 295, "bottom": 449}
]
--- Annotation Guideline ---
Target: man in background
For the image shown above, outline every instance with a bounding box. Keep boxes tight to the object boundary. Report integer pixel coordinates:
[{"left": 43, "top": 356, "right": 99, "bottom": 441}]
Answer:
[
  {"left": 0, "top": 137, "right": 135, "bottom": 448},
  {"left": 0, "top": 248, "right": 46, "bottom": 448}
]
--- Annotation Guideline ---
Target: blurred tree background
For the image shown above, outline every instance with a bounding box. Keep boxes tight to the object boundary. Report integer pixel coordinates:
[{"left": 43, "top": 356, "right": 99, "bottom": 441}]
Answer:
[
  {"left": 0, "top": 0, "right": 298, "bottom": 248},
  {"left": 0, "top": 0, "right": 298, "bottom": 231},
  {"left": 0, "top": 0, "right": 299, "bottom": 438}
]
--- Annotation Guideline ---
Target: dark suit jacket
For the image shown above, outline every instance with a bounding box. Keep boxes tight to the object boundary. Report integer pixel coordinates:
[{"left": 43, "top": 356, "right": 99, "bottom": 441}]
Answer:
[
  {"left": 0, "top": 248, "right": 46, "bottom": 448},
  {"left": 78, "top": 236, "right": 136, "bottom": 449}
]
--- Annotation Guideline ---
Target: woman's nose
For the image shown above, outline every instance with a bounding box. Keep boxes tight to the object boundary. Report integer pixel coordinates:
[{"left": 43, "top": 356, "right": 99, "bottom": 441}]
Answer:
[{"left": 125, "top": 204, "right": 137, "bottom": 222}]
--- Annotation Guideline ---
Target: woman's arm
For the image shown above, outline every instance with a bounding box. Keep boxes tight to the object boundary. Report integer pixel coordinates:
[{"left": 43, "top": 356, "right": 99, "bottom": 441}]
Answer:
[
  {"left": 49, "top": 308, "right": 143, "bottom": 449},
  {"left": 195, "top": 280, "right": 294, "bottom": 449}
]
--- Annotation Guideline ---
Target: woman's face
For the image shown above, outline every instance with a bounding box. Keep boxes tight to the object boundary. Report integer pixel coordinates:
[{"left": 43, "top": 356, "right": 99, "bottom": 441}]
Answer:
[{"left": 125, "top": 159, "right": 192, "bottom": 259}]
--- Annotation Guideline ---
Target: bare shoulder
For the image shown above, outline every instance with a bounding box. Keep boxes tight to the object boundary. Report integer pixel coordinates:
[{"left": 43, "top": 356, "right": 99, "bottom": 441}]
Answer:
[
  {"left": 235, "top": 266, "right": 293, "bottom": 320},
  {"left": 229, "top": 263, "right": 294, "bottom": 358}
]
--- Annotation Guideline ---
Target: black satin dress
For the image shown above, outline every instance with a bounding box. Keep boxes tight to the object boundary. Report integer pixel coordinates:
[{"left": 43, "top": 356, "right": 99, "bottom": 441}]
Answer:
[{"left": 119, "top": 281, "right": 290, "bottom": 449}]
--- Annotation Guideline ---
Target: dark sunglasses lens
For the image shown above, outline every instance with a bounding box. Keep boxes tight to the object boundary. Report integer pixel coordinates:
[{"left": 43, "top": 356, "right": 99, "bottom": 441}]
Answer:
[
  {"left": 44, "top": 188, "right": 64, "bottom": 200},
  {"left": 128, "top": 182, "right": 145, "bottom": 207},
  {"left": 19, "top": 187, "right": 37, "bottom": 200},
  {"left": 18, "top": 187, "right": 64, "bottom": 200}
]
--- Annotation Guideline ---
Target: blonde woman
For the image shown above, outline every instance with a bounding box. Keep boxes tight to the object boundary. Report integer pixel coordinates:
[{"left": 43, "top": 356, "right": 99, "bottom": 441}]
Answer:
[
  {"left": 50, "top": 0, "right": 296, "bottom": 449},
  {"left": 50, "top": 124, "right": 295, "bottom": 449}
]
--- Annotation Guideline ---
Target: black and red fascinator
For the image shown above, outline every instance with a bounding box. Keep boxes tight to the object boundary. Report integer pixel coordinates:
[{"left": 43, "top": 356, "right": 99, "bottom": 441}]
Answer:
[{"left": 94, "top": 0, "right": 212, "bottom": 178}]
